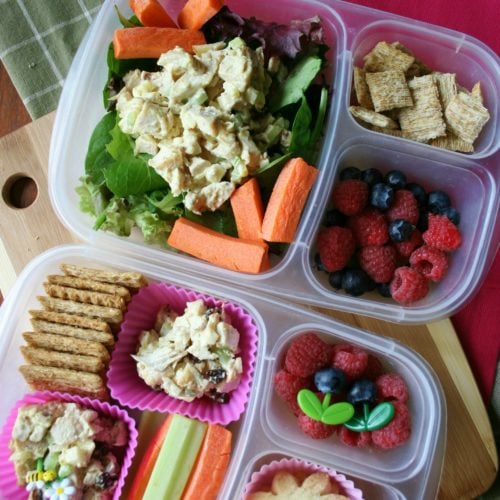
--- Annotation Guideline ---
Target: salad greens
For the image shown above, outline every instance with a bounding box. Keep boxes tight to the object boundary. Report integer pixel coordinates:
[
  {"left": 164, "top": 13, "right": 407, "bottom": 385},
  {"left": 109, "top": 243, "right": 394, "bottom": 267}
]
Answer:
[{"left": 79, "top": 6, "right": 331, "bottom": 247}]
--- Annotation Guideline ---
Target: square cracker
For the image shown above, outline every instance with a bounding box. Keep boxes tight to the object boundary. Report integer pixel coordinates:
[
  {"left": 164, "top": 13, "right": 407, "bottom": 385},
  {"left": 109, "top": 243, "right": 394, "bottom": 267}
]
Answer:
[
  {"left": 353, "top": 67, "right": 373, "bottom": 109},
  {"left": 29, "top": 309, "right": 111, "bottom": 332},
  {"left": 363, "top": 41, "right": 415, "bottom": 73},
  {"left": 365, "top": 70, "right": 413, "bottom": 112},
  {"left": 399, "top": 75, "right": 446, "bottom": 142},
  {"left": 430, "top": 133, "right": 474, "bottom": 153},
  {"left": 391, "top": 42, "right": 432, "bottom": 78},
  {"left": 434, "top": 72, "right": 458, "bottom": 110},
  {"left": 349, "top": 106, "right": 398, "bottom": 129},
  {"left": 444, "top": 91, "right": 490, "bottom": 144}
]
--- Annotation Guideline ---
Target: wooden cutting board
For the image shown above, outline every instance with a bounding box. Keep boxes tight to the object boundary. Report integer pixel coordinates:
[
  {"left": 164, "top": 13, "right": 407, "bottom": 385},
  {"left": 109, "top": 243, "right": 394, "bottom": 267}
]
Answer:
[{"left": 0, "top": 113, "right": 497, "bottom": 499}]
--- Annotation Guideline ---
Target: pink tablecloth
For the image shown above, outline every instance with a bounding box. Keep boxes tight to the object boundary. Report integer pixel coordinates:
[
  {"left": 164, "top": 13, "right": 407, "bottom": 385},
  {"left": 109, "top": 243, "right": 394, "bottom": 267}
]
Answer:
[{"left": 347, "top": 0, "right": 500, "bottom": 402}]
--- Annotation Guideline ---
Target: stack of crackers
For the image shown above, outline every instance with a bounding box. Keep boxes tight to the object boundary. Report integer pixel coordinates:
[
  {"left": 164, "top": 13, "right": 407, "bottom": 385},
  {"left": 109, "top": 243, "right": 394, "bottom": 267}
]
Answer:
[
  {"left": 19, "top": 263, "right": 146, "bottom": 400},
  {"left": 350, "top": 41, "right": 490, "bottom": 153}
]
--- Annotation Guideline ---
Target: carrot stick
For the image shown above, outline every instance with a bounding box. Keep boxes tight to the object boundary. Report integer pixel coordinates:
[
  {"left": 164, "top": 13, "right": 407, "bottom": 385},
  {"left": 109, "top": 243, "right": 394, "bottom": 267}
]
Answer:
[
  {"left": 167, "top": 217, "right": 270, "bottom": 273},
  {"left": 129, "top": 0, "right": 177, "bottom": 28},
  {"left": 261, "top": 157, "right": 318, "bottom": 243},
  {"left": 178, "top": 0, "right": 224, "bottom": 31},
  {"left": 230, "top": 178, "right": 265, "bottom": 242},
  {"left": 128, "top": 414, "right": 173, "bottom": 500},
  {"left": 181, "top": 424, "right": 232, "bottom": 500},
  {"left": 113, "top": 27, "right": 206, "bottom": 59}
]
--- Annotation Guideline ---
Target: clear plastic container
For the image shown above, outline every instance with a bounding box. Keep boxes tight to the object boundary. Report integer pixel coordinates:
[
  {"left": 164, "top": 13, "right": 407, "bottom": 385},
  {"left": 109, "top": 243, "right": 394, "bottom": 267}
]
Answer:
[
  {"left": 48, "top": 0, "right": 499, "bottom": 323},
  {"left": 0, "top": 244, "right": 446, "bottom": 499}
]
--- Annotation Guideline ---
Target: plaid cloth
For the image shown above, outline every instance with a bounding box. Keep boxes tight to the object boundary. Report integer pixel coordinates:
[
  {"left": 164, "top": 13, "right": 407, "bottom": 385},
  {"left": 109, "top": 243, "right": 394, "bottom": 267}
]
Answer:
[{"left": 0, "top": 0, "right": 103, "bottom": 119}]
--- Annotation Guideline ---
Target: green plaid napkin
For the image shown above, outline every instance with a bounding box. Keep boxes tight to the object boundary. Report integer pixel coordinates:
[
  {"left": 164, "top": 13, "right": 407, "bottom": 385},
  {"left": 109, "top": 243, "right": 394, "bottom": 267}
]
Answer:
[{"left": 0, "top": 0, "right": 103, "bottom": 119}]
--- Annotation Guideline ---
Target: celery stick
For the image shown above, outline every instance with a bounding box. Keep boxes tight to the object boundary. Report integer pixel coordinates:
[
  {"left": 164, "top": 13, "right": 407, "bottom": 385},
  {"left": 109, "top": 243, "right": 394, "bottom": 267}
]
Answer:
[{"left": 143, "top": 414, "right": 207, "bottom": 500}]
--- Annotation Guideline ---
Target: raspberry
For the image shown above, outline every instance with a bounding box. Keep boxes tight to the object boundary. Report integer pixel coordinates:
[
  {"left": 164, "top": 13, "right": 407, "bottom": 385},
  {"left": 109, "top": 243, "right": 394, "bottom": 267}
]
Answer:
[
  {"left": 371, "top": 401, "right": 411, "bottom": 449},
  {"left": 393, "top": 229, "right": 423, "bottom": 258},
  {"left": 331, "top": 179, "right": 369, "bottom": 216},
  {"left": 331, "top": 344, "right": 368, "bottom": 379},
  {"left": 390, "top": 266, "right": 429, "bottom": 305},
  {"left": 317, "top": 226, "right": 356, "bottom": 272},
  {"left": 338, "top": 427, "right": 372, "bottom": 447},
  {"left": 362, "top": 354, "right": 385, "bottom": 380},
  {"left": 409, "top": 245, "right": 449, "bottom": 282},
  {"left": 274, "top": 369, "right": 310, "bottom": 415},
  {"left": 422, "top": 213, "right": 462, "bottom": 252},
  {"left": 348, "top": 208, "right": 389, "bottom": 247},
  {"left": 375, "top": 373, "right": 409, "bottom": 403},
  {"left": 385, "top": 190, "right": 419, "bottom": 225},
  {"left": 359, "top": 245, "right": 397, "bottom": 283},
  {"left": 297, "top": 412, "right": 337, "bottom": 439},
  {"left": 285, "top": 333, "right": 332, "bottom": 378}
]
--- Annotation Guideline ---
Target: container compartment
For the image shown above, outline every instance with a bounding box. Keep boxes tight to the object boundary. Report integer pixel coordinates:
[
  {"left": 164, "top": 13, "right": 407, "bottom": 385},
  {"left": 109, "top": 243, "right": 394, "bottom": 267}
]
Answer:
[
  {"left": 346, "top": 19, "right": 499, "bottom": 159},
  {"left": 48, "top": 0, "right": 348, "bottom": 274},
  {"left": 236, "top": 451, "right": 401, "bottom": 499},
  {"left": 260, "top": 326, "right": 441, "bottom": 486},
  {"left": 303, "top": 137, "right": 497, "bottom": 322}
]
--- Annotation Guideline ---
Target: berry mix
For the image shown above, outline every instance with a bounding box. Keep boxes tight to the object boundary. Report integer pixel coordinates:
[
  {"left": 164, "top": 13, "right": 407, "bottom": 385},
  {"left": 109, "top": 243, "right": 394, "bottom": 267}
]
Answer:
[
  {"left": 274, "top": 332, "right": 411, "bottom": 449},
  {"left": 314, "top": 166, "right": 462, "bottom": 304}
]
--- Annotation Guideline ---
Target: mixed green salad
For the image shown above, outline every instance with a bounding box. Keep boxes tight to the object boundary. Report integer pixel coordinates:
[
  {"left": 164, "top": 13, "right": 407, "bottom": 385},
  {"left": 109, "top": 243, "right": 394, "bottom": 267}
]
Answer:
[{"left": 78, "top": 5, "right": 331, "bottom": 246}]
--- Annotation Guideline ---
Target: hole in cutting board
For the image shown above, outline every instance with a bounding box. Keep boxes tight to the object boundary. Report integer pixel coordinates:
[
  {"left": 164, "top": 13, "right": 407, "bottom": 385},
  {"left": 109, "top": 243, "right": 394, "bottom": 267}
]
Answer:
[{"left": 2, "top": 174, "right": 38, "bottom": 208}]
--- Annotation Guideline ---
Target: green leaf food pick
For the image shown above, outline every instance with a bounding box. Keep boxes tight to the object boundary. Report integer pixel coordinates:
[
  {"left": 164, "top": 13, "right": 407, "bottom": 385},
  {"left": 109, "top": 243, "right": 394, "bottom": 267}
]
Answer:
[
  {"left": 297, "top": 389, "right": 355, "bottom": 425},
  {"left": 344, "top": 401, "right": 395, "bottom": 432}
]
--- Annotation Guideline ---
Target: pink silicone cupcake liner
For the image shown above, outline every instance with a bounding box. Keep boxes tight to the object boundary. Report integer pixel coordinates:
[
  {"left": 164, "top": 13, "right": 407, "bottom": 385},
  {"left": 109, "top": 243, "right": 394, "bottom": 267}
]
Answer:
[
  {"left": 107, "top": 281, "right": 259, "bottom": 425},
  {"left": 243, "top": 457, "right": 364, "bottom": 499},
  {"left": 0, "top": 391, "right": 138, "bottom": 500}
]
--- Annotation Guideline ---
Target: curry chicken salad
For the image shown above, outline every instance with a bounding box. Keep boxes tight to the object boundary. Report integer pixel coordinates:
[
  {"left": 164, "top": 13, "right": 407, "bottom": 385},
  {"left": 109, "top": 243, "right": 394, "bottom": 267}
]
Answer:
[
  {"left": 116, "top": 39, "right": 286, "bottom": 214},
  {"left": 133, "top": 299, "right": 243, "bottom": 403}
]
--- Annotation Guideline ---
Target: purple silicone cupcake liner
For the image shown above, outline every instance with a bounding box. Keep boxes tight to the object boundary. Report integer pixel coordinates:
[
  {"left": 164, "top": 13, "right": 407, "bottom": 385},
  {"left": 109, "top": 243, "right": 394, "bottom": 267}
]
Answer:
[
  {"left": 107, "top": 281, "right": 259, "bottom": 425},
  {"left": 243, "top": 457, "right": 364, "bottom": 499},
  {"left": 0, "top": 391, "right": 138, "bottom": 500}
]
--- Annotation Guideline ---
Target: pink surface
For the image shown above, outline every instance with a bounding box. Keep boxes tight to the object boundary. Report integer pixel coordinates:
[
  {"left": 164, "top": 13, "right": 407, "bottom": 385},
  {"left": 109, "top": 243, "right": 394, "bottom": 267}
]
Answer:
[
  {"left": 243, "top": 457, "right": 364, "bottom": 499},
  {"left": 108, "top": 282, "right": 259, "bottom": 425},
  {"left": 347, "top": 0, "right": 500, "bottom": 54},
  {"left": 0, "top": 391, "right": 138, "bottom": 500}
]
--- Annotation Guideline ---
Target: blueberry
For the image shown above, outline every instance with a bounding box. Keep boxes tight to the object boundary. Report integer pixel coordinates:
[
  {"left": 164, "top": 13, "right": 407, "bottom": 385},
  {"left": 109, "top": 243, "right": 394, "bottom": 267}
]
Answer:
[
  {"left": 427, "top": 190, "right": 451, "bottom": 213},
  {"left": 347, "top": 380, "right": 377, "bottom": 405},
  {"left": 324, "top": 209, "right": 347, "bottom": 227},
  {"left": 329, "top": 270, "right": 344, "bottom": 289},
  {"left": 384, "top": 170, "right": 407, "bottom": 190},
  {"left": 370, "top": 183, "right": 394, "bottom": 210},
  {"left": 377, "top": 282, "right": 392, "bottom": 298},
  {"left": 439, "top": 206, "right": 461, "bottom": 225},
  {"left": 417, "top": 209, "right": 429, "bottom": 232},
  {"left": 339, "top": 166, "right": 362, "bottom": 180},
  {"left": 405, "top": 182, "right": 427, "bottom": 206},
  {"left": 314, "top": 253, "right": 326, "bottom": 272},
  {"left": 314, "top": 367, "right": 346, "bottom": 394},
  {"left": 389, "top": 219, "right": 414, "bottom": 242},
  {"left": 361, "top": 168, "right": 383, "bottom": 187},
  {"left": 341, "top": 269, "right": 375, "bottom": 296}
]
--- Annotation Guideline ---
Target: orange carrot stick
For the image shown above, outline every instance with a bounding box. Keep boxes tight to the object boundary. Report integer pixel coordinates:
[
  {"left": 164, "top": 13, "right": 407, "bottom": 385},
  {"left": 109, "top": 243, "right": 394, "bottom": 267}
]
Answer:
[
  {"left": 113, "top": 27, "right": 206, "bottom": 59},
  {"left": 178, "top": 0, "right": 224, "bottom": 31},
  {"left": 261, "top": 157, "right": 318, "bottom": 243},
  {"left": 181, "top": 424, "right": 232, "bottom": 500},
  {"left": 129, "top": 0, "right": 177, "bottom": 28},
  {"left": 128, "top": 414, "right": 173, "bottom": 500},
  {"left": 167, "top": 217, "right": 270, "bottom": 273},
  {"left": 230, "top": 178, "right": 265, "bottom": 242}
]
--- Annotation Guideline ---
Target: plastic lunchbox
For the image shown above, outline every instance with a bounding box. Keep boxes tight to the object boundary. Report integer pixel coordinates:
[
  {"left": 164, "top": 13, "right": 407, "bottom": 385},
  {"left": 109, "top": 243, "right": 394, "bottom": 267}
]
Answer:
[
  {"left": 48, "top": 0, "right": 499, "bottom": 325},
  {"left": 0, "top": 244, "right": 446, "bottom": 499}
]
